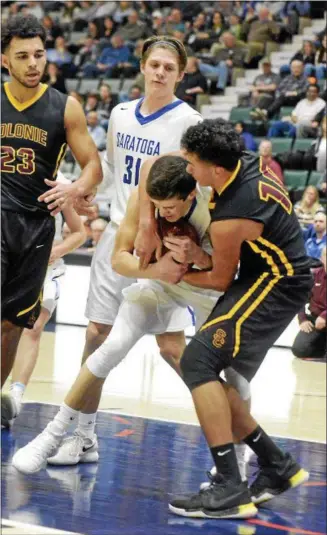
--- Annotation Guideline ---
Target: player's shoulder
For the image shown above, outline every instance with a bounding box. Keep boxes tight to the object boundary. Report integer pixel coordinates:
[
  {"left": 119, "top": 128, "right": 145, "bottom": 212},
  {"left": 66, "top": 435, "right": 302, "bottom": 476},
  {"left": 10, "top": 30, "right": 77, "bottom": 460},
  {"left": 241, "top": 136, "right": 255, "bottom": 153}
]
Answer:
[
  {"left": 112, "top": 99, "right": 140, "bottom": 116},
  {"left": 173, "top": 100, "right": 202, "bottom": 123}
]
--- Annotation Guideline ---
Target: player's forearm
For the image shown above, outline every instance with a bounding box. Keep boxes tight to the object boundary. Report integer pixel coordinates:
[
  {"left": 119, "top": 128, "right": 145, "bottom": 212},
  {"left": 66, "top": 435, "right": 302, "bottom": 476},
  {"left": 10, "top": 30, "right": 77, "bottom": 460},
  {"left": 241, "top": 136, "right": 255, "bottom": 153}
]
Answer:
[
  {"left": 182, "top": 269, "right": 228, "bottom": 291},
  {"left": 112, "top": 251, "right": 155, "bottom": 279},
  {"left": 53, "top": 230, "right": 86, "bottom": 258},
  {"left": 74, "top": 158, "right": 103, "bottom": 196},
  {"left": 138, "top": 171, "right": 155, "bottom": 229}
]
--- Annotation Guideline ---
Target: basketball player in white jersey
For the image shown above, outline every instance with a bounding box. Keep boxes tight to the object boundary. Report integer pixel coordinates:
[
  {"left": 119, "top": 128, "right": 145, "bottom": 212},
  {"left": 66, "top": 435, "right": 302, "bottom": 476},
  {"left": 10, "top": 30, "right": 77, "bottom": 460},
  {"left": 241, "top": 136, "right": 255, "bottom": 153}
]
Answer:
[
  {"left": 75, "top": 37, "right": 202, "bottom": 423},
  {"left": 2, "top": 172, "right": 86, "bottom": 428},
  {"left": 12, "top": 156, "right": 250, "bottom": 477}
]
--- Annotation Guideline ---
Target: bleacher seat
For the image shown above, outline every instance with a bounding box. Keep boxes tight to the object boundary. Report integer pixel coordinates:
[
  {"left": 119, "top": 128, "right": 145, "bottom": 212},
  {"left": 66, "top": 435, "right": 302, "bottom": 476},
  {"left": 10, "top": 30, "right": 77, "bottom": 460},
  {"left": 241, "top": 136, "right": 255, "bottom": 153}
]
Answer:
[
  {"left": 293, "top": 138, "right": 314, "bottom": 152},
  {"left": 79, "top": 79, "right": 99, "bottom": 95},
  {"left": 270, "top": 137, "right": 293, "bottom": 154},
  {"left": 284, "top": 170, "right": 309, "bottom": 190},
  {"left": 279, "top": 107, "right": 294, "bottom": 118},
  {"left": 308, "top": 171, "right": 324, "bottom": 186},
  {"left": 254, "top": 137, "right": 265, "bottom": 147},
  {"left": 229, "top": 107, "right": 252, "bottom": 122},
  {"left": 66, "top": 79, "right": 80, "bottom": 93}
]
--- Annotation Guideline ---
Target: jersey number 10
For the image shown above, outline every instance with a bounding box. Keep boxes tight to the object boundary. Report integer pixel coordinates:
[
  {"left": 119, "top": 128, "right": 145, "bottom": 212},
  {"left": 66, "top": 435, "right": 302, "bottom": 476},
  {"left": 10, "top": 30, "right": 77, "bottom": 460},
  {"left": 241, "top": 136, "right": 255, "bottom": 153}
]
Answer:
[
  {"left": 123, "top": 155, "right": 142, "bottom": 186},
  {"left": 259, "top": 164, "right": 292, "bottom": 215}
]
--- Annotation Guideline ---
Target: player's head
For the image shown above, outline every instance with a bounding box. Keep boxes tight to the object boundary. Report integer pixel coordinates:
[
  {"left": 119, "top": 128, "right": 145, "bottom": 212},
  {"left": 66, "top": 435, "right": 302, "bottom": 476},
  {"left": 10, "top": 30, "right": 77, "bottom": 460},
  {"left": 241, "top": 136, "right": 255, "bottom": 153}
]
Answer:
[
  {"left": 181, "top": 119, "right": 242, "bottom": 187},
  {"left": 146, "top": 155, "right": 196, "bottom": 222},
  {"left": 314, "top": 210, "right": 326, "bottom": 236},
  {"left": 1, "top": 14, "right": 46, "bottom": 88},
  {"left": 141, "top": 36, "right": 187, "bottom": 97}
]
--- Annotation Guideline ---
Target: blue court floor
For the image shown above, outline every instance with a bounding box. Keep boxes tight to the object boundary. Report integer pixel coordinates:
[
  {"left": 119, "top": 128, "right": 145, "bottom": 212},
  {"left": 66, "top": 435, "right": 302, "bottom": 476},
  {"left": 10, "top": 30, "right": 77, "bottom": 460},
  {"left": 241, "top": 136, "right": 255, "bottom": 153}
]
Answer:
[{"left": 1, "top": 403, "right": 326, "bottom": 535}]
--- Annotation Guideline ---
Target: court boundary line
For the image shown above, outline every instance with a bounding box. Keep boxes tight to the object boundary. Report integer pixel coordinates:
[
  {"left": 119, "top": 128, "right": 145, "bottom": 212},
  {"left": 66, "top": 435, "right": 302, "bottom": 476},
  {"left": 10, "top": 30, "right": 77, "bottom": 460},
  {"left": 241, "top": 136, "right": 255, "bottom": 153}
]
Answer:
[
  {"left": 21, "top": 400, "right": 326, "bottom": 445},
  {"left": 1, "top": 519, "right": 82, "bottom": 535}
]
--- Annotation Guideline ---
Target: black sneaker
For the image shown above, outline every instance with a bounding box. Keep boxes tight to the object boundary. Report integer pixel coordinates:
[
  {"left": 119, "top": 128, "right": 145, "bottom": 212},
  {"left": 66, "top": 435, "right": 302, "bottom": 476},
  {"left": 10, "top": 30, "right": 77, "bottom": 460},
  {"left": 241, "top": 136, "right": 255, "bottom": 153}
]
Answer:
[
  {"left": 1, "top": 393, "right": 17, "bottom": 428},
  {"left": 249, "top": 453, "right": 309, "bottom": 505},
  {"left": 169, "top": 475, "right": 257, "bottom": 519}
]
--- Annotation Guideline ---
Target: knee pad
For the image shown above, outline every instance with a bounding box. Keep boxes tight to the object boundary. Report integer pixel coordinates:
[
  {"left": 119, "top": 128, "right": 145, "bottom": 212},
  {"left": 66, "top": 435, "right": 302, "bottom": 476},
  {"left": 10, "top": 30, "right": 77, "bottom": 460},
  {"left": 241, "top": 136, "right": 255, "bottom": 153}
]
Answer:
[
  {"left": 180, "top": 339, "right": 222, "bottom": 391},
  {"left": 224, "top": 367, "right": 251, "bottom": 401}
]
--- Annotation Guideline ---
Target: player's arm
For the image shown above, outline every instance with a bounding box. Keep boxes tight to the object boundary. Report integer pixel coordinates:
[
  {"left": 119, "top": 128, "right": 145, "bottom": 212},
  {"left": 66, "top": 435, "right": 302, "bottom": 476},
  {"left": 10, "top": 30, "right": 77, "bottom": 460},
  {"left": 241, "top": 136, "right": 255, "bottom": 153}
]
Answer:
[
  {"left": 183, "top": 218, "right": 263, "bottom": 291},
  {"left": 135, "top": 151, "right": 184, "bottom": 269},
  {"left": 38, "top": 97, "right": 103, "bottom": 215},
  {"left": 112, "top": 191, "right": 188, "bottom": 283},
  {"left": 49, "top": 205, "right": 86, "bottom": 265}
]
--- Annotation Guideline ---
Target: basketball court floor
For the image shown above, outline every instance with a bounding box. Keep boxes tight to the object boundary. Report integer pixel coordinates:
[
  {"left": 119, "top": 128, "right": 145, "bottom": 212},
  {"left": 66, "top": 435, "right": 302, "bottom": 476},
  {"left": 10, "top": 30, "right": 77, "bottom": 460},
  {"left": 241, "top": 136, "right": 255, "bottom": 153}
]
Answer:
[{"left": 1, "top": 325, "right": 327, "bottom": 535}]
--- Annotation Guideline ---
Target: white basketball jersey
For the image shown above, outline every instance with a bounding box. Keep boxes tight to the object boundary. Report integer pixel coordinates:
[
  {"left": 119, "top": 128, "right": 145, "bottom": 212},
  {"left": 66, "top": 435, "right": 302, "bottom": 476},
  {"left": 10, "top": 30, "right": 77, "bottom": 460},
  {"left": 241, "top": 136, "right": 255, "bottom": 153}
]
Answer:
[{"left": 104, "top": 98, "right": 201, "bottom": 226}]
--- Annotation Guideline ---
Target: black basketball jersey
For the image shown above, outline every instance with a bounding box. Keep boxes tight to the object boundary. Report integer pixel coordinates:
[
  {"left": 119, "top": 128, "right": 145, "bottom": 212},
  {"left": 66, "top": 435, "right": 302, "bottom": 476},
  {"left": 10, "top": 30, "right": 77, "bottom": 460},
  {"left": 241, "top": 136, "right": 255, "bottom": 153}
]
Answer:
[
  {"left": 1, "top": 83, "right": 68, "bottom": 215},
  {"left": 209, "top": 151, "right": 310, "bottom": 279}
]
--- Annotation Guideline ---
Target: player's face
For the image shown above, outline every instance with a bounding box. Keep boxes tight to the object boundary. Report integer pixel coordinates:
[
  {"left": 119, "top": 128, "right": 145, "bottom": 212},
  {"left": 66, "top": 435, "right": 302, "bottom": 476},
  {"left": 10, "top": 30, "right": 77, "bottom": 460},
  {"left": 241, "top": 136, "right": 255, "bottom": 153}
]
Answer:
[
  {"left": 183, "top": 151, "right": 216, "bottom": 187},
  {"left": 3, "top": 37, "right": 46, "bottom": 88},
  {"left": 151, "top": 195, "right": 192, "bottom": 222},
  {"left": 141, "top": 48, "right": 184, "bottom": 98}
]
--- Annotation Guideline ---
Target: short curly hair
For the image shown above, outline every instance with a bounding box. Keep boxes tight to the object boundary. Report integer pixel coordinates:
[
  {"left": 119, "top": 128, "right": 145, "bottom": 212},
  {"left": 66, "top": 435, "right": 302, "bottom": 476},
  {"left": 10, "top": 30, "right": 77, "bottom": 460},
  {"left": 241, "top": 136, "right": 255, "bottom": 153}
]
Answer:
[
  {"left": 1, "top": 14, "right": 46, "bottom": 52},
  {"left": 181, "top": 119, "right": 242, "bottom": 171}
]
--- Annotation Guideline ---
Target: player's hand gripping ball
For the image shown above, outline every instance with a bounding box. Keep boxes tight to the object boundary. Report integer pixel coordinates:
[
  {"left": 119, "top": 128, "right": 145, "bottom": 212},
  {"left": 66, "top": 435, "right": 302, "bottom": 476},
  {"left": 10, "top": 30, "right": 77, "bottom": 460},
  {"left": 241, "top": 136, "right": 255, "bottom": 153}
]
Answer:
[{"left": 157, "top": 218, "right": 200, "bottom": 268}]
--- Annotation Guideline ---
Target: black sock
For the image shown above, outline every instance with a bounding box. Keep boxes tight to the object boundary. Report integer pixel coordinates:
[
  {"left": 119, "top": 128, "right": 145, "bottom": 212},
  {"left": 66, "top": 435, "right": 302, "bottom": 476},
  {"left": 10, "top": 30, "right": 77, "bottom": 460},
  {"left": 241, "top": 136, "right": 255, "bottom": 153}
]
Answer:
[
  {"left": 210, "top": 443, "right": 242, "bottom": 484},
  {"left": 244, "top": 426, "right": 285, "bottom": 463}
]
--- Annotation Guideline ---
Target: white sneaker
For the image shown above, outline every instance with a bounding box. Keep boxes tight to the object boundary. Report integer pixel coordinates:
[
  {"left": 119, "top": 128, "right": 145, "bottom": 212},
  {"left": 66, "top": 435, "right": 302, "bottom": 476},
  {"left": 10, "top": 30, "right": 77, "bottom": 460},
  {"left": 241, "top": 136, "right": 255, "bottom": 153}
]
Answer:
[
  {"left": 47, "top": 431, "right": 99, "bottom": 465},
  {"left": 12, "top": 430, "right": 62, "bottom": 474}
]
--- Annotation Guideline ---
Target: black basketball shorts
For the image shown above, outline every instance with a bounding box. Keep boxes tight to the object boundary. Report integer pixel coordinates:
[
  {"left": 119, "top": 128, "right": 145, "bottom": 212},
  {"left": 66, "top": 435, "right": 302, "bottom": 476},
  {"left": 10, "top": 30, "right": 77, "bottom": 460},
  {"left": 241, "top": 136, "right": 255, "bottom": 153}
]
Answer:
[
  {"left": 183, "top": 272, "right": 313, "bottom": 388},
  {"left": 1, "top": 210, "right": 55, "bottom": 329}
]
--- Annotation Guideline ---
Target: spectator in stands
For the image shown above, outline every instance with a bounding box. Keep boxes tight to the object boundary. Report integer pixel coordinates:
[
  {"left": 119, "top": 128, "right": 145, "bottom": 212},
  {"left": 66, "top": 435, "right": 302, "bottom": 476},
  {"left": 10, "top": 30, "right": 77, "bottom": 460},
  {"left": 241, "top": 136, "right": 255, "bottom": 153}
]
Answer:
[
  {"left": 42, "top": 14, "right": 63, "bottom": 49},
  {"left": 92, "top": 1, "right": 117, "bottom": 22},
  {"left": 251, "top": 60, "right": 309, "bottom": 120},
  {"left": 97, "top": 83, "right": 117, "bottom": 130},
  {"left": 47, "top": 36, "right": 76, "bottom": 78},
  {"left": 290, "top": 40, "right": 316, "bottom": 68},
  {"left": 268, "top": 84, "right": 326, "bottom": 138},
  {"left": 314, "top": 34, "right": 327, "bottom": 80},
  {"left": 87, "top": 218, "right": 108, "bottom": 252},
  {"left": 84, "top": 92, "right": 99, "bottom": 114},
  {"left": 292, "top": 246, "right": 326, "bottom": 359},
  {"left": 109, "top": 39, "right": 143, "bottom": 79},
  {"left": 259, "top": 139, "right": 284, "bottom": 183},
  {"left": 294, "top": 186, "right": 323, "bottom": 229},
  {"left": 97, "top": 17, "right": 117, "bottom": 52},
  {"left": 45, "top": 63, "right": 67, "bottom": 94},
  {"left": 165, "top": 8, "right": 186, "bottom": 35},
  {"left": 113, "top": 1, "right": 135, "bottom": 25},
  {"left": 119, "top": 84, "right": 142, "bottom": 103},
  {"left": 188, "top": 11, "right": 226, "bottom": 53},
  {"left": 151, "top": 10, "right": 165, "bottom": 35},
  {"left": 24, "top": 1, "right": 44, "bottom": 19},
  {"left": 242, "top": 7, "right": 280, "bottom": 64},
  {"left": 75, "top": 37, "right": 98, "bottom": 69},
  {"left": 72, "top": 1, "right": 97, "bottom": 31},
  {"left": 202, "top": 32, "right": 247, "bottom": 94},
  {"left": 305, "top": 212, "right": 327, "bottom": 260},
  {"left": 61, "top": 1, "right": 82, "bottom": 28},
  {"left": 117, "top": 9, "right": 150, "bottom": 44},
  {"left": 175, "top": 56, "right": 207, "bottom": 109},
  {"left": 249, "top": 57, "right": 280, "bottom": 109},
  {"left": 86, "top": 111, "right": 106, "bottom": 152},
  {"left": 234, "top": 122, "right": 257, "bottom": 152},
  {"left": 87, "top": 20, "right": 103, "bottom": 42},
  {"left": 228, "top": 14, "right": 242, "bottom": 40},
  {"left": 298, "top": 104, "right": 326, "bottom": 139},
  {"left": 83, "top": 34, "right": 130, "bottom": 78}
]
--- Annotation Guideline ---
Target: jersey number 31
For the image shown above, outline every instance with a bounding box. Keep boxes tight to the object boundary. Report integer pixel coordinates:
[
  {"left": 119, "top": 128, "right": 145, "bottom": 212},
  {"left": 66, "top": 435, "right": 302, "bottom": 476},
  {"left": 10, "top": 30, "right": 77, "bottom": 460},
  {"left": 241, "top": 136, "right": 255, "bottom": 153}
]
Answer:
[{"left": 123, "top": 155, "right": 142, "bottom": 185}]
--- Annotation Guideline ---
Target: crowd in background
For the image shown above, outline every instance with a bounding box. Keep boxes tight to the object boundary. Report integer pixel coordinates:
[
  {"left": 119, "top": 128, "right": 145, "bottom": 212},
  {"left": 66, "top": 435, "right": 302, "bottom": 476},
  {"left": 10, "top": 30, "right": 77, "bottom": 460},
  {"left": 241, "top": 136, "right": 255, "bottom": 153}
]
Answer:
[{"left": 1, "top": 0, "right": 326, "bottom": 260}]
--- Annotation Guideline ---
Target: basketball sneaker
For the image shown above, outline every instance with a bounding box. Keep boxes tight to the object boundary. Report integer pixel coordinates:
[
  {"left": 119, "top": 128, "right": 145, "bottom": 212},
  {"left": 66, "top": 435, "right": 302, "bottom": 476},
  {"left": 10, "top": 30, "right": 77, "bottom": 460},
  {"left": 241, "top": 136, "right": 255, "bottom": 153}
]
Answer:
[
  {"left": 249, "top": 452, "right": 309, "bottom": 504},
  {"left": 169, "top": 475, "right": 257, "bottom": 519},
  {"left": 47, "top": 431, "right": 99, "bottom": 465},
  {"left": 12, "top": 430, "right": 62, "bottom": 474},
  {"left": 1, "top": 393, "right": 18, "bottom": 428}
]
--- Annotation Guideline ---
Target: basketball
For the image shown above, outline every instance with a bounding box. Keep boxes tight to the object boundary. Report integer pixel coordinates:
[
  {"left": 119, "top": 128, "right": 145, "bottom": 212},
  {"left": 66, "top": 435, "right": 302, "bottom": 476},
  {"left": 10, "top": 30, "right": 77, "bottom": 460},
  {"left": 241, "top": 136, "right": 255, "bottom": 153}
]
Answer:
[{"left": 157, "top": 218, "right": 200, "bottom": 257}]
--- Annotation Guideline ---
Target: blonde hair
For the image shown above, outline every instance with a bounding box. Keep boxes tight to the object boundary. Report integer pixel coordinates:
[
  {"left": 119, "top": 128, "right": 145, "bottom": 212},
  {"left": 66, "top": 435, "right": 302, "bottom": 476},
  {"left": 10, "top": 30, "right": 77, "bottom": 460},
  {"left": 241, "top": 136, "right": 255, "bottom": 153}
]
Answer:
[
  {"left": 300, "top": 185, "right": 320, "bottom": 213},
  {"left": 141, "top": 35, "right": 187, "bottom": 72}
]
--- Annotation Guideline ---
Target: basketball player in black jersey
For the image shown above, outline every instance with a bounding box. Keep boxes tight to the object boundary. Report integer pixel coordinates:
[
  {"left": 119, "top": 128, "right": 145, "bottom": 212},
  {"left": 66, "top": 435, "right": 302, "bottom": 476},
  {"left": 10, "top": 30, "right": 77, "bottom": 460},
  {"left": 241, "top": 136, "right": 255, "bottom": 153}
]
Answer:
[
  {"left": 1, "top": 15, "right": 102, "bottom": 421},
  {"left": 165, "top": 120, "right": 313, "bottom": 519}
]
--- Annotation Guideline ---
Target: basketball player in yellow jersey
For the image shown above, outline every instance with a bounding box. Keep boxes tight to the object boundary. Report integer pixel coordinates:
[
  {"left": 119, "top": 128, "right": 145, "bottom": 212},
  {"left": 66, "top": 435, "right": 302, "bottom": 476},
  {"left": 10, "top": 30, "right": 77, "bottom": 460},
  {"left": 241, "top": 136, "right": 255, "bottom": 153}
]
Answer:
[{"left": 1, "top": 14, "right": 102, "bottom": 423}]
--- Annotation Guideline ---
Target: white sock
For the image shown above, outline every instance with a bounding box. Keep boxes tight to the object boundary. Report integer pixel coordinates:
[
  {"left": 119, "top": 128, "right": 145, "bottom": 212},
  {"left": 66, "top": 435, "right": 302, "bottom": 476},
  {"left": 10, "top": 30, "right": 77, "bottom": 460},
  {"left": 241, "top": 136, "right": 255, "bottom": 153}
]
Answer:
[
  {"left": 235, "top": 443, "right": 248, "bottom": 482},
  {"left": 10, "top": 382, "right": 25, "bottom": 403},
  {"left": 77, "top": 412, "right": 97, "bottom": 440},
  {"left": 46, "top": 403, "right": 79, "bottom": 439}
]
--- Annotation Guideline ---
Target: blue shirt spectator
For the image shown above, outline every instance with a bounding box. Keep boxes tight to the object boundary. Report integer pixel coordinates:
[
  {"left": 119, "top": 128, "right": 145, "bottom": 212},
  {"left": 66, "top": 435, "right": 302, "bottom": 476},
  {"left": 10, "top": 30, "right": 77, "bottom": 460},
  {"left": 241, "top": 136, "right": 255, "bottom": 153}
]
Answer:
[
  {"left": 305, "top": 211, "right": 327, "bottom": 259},
  {"left": 86, "top": 112, "right": 106, "bottom": 152},
  {"left": 234, "top": 122, "right": 257, "bottom": 152},
  {"left": 83, "top": 35, "right": 130, "bottom": 78}
]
